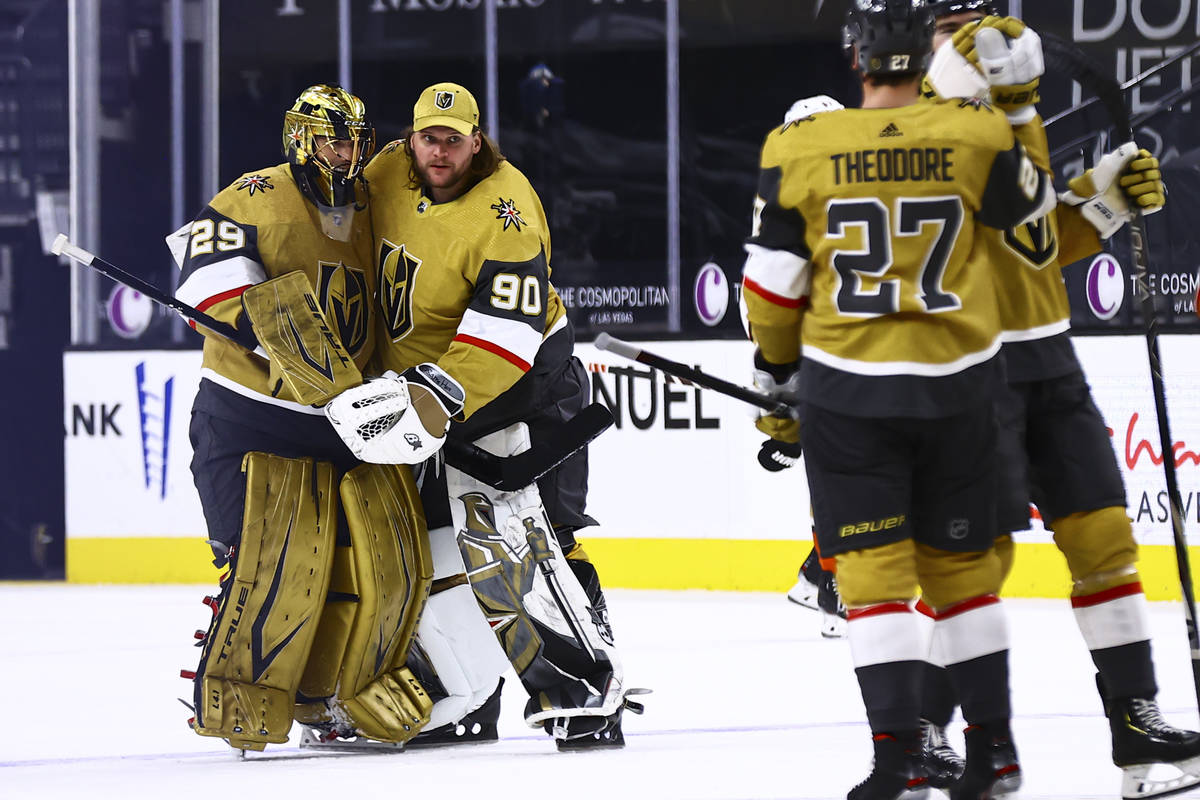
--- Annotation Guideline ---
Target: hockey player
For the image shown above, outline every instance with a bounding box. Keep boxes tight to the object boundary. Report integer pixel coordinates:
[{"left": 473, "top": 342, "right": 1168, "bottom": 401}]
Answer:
[
  {"left": 742, "top": 0, "right": 1064, "bottom": 795},
  {"left": 171, "top": 85, "right": 509, "bottom": 753},
  {"left": 324, "top": 82, "right": 635, "bottom": 750},
  {"left": 914, "top": 6, "right": 1199, "bottom": 798}
]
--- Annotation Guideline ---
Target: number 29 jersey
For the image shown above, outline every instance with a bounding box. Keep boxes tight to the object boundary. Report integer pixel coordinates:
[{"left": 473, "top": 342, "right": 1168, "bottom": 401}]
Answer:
[
  {"left": 743, "top": 98, "right": 1052, "bottom": 418},
  {"left": 364, "top": 142, "right": 566, "bottom": 420}
]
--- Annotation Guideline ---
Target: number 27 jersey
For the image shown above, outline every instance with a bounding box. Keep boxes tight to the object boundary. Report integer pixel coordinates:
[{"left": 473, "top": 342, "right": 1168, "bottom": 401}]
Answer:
[{"left": 744, "top": 98, "right": 1052, "bottom": 417}]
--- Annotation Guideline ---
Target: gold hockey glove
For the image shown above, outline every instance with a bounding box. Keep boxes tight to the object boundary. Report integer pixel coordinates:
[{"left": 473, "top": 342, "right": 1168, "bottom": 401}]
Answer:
[
  {"left": 954, "top": 16, "right": 1043, "bottom": 124},
  {"left": 1061, "top": 143, "right": 1164, "bottom": 239}
]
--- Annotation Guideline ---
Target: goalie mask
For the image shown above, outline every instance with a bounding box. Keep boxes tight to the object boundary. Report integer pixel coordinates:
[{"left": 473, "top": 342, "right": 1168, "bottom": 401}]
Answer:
[
  {"left": 843, "top": 0, "right": 935, "bottom": 78},
  {"left": 284, "top": 85, "right": 375, "bottom": 211}
]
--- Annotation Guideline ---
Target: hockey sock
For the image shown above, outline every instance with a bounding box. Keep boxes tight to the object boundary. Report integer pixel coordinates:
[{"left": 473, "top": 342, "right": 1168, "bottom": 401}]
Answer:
[
  {"left": 1072, "top": 582, "right": 1156, "bottom": 699},
  {"left": 921, "top": 663, "right": 958, "bottom": 727},
  {"left": 849, "top": 602, "right": 925, "bottom": 733}
]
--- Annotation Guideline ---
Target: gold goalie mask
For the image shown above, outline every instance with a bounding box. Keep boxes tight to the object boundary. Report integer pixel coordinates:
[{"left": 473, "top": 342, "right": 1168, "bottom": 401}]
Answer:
[{"left": 284, "top": 85, "right": 376, "bottom": 211}]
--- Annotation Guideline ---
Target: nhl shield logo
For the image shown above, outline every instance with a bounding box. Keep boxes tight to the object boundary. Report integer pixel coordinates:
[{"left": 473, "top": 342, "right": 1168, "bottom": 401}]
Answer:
[{"left": 435, "top": 91, "right": 454, "bottom": 110}]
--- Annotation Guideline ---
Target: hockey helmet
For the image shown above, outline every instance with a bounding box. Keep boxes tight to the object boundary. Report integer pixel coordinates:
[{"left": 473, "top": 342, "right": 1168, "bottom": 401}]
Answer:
[
  {"left": 283, "top": 85, "right": 375, "bottom": 208},
  {"left": 928, "top": 1, "right": 999, "bottom": 18},
  {"left": 843, "top": 0, "right": 935, "bottom": 78}
]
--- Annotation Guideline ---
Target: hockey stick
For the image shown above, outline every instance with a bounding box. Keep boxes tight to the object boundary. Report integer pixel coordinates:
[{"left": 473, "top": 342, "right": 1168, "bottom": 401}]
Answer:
[
  {"left": 52, "top": 234, "right": 610, "bottom": 491},
  {"left": 593, "top": 332, "right": 795, "bottom": 417},
  {"left": 1040, "top": 35, "right": 1200, "bottom": 710}
]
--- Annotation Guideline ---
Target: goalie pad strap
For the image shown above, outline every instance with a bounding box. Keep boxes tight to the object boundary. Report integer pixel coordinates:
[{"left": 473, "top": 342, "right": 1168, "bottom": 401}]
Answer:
[
  {"left": 191, "top": 452, "right": 338, "bottom": 747},
  {"left": 297, "top": 463, "right": 436, "bottom": 742},
  {"left": 241, "top": 271, "right": 362, "bottom": 406}
]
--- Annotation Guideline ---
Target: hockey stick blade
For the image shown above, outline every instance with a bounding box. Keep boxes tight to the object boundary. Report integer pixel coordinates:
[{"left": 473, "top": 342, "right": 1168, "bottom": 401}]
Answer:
[
  {"left": 444, "top": 403, "right": 613, "bottom": 492},
  {"left": 54, "top": 234, "right": 593, "bottom": 493},
  {"left": 594, "top": 332, "right": 794, "bottom": 417},
  {"left": 1041, "top": 34, "right": 1200, "bottom": 711}
]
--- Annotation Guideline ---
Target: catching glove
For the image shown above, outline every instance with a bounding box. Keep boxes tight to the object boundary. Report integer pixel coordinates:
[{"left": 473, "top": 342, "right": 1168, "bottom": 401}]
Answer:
[
  {"left": 952, "top": 16, "right": 1043, "bottom": 124},
  {"left": 325, "top": 363, "right": 465, "bottom": 465},
  {"left": 1061, "top": 143, "right": 1165, "bottom": 239}
]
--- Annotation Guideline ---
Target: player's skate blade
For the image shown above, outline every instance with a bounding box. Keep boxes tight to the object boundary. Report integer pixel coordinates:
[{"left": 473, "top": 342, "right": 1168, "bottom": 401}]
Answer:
[{"left": 1118, "top": 756, "right": 1200, "bottom": 799}]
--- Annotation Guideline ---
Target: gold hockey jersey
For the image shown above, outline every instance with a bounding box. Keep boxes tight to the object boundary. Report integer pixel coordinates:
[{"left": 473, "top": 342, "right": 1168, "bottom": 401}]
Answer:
[
  {"left": 174, "top": 164, "right": 376, "bottom": 409},
  {"left": 744, "top": 98, "right": 1053, "bottom": 417},
  {"left": 364, "top": 142, "right": 566, "bottom": 419},
  {"left": 986, "top": 117, "right": 1102, "bottom": 381}
]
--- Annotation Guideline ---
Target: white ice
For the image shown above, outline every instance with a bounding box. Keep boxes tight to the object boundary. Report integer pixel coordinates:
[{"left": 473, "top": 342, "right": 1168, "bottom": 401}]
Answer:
[{"left": 3, "top": 585, "right": 1200, "bottom": 800}]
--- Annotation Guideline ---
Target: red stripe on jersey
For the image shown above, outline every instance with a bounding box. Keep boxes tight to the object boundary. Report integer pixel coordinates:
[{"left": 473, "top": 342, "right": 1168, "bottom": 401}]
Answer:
[
  {"left": 195, "top": 284, "right": 252, "bottom": 313},
  {"left": 931, "top": 594, "right": 1000, "bottom": 621},
  {"left": 914, "top": 599, "right": 935, "bottom": 618},
  {"left": 1070, "top": 581, "right": 1144, "bottom": 609},
  {"left": 742, "top": 277, "right": 805, "bottom": 309},
  {"left": 453, "top": 333, "right": 532, "bottom": 372},
  {"left": 847, "top": 601, "right": 911, "bottom": 621}
]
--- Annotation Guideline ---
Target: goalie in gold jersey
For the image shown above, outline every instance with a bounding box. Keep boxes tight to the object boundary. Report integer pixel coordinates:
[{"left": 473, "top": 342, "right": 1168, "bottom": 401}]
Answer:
[
  {"left": 740, "top": 1, "right": 1064, "bottom": 796},
  {"left": 169, "top": 85, "right": 529, "bottom": 754},
  {"left": 325, "top": 82, "right": 635, "bottom": 749},
  {"left": 909, "top": 5, "right": 1200, "bottom": 798}
]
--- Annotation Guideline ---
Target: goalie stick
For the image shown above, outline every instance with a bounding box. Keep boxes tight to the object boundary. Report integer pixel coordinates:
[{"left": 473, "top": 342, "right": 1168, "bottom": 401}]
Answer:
[
  {"left": 1040, "top": 35, "right": 1200, "bottom": 713},
  {"left": 52, "top": 234, "right": 611, "bottom": 491},
  {"left": 593, "top": 332, "right": 795, "bottom": 417}
]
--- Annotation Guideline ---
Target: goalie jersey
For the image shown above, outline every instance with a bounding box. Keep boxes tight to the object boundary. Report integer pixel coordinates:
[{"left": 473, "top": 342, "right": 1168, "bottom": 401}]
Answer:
[
  {"left": 173, "top": 164, "right": 377, "bottom": 410},
  {"left": 743, "top": 97, "right": 1054, "bottom": 418},
  {"left": 364, "top": 142, "right": 566, "bottom": 419}
]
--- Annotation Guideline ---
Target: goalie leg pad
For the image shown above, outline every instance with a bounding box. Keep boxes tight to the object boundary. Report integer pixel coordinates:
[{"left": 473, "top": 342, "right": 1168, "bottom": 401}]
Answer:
[
  {"left": 240, "top": 271, "right": 363, "bottom": 406},
  {"left": 411, "top": 525, "right": 510, "bottom": 730},
  {"left": 191, "top": 452, "right": 338, "bottom": 749},
  {"left": 295, "top": 463, "right": 435, "bottom": 742},
  {"left": 447, "top": 423, "right": 625, "bottom": 730}
]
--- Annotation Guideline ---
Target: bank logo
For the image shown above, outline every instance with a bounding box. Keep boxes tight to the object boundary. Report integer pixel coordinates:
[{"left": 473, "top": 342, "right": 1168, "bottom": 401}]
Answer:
[
  {"left": 1086, "top": 253, "right": 1124, "bottom": 320},
  {"left": 136, "top": 362, "right": 174, "bottom": 500},
  {"left": 693, "top": 261, "right": 729, "bottom": 327}
]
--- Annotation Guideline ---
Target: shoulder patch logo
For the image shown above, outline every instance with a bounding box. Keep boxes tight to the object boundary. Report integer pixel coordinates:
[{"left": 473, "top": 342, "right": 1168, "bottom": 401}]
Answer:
[
  {"left": 435, "top": 91, "right": 455, "bottom": 110},
  {"left": 491, "top": 197, "right": 526, "bottom": 232},
  {"left": 879, "top": 122, "right": 903, "bottom": 138},
  {"left": 236, "top": 174, "right": 274, "bottom": 195},
  {"left": 957, "top": 96, "right": 993, "bottom": 112}
]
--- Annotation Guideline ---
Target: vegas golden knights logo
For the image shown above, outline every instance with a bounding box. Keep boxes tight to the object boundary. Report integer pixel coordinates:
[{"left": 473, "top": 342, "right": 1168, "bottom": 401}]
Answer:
[
  {"left": 435, "top": 91, "right": 454, "bottom": 110},
  {"left": 379, "top": 239, "right": 422, "bottom": 341},
  {"left": 1003, "top": 213, "right": 1058, "bottom": 269},
  {"left": 317, "top": 261, "right": 369, "bottom": 355}
]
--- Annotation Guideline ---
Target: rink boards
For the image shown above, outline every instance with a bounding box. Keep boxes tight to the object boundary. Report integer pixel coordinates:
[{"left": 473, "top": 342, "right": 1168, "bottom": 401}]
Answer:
[{"left": 62, "top": 335, "right": 1200, "bottom": 598}]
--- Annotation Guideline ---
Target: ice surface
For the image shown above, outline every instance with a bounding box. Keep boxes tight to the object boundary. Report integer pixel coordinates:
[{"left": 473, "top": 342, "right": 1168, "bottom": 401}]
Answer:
[{"left": 3, "top": 585, "right": 1198, "bottom": 799}]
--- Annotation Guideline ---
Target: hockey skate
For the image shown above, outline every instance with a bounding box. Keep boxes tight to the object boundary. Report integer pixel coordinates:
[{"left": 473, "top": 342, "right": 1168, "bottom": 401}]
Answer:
[
  {"left": 1099, "top": 675, "right": 1200, "bottom": 799},
  {"left": 407, "top": 677, "right": 504, "bottom": 748},
  {"left": 818, "top": 568, "right": 848, "bottom": 639},
  {"left": 786, "top": 548, "right": 823, "bottom": 610},
  {"left": 848, "top": 732, "right": 931, "bottom": 800},
  {"left": 949, "top": 723, "right": 1021, "bottom": 799},
  {"left": 919, "top": 718, "right": 965, "bottom": 789}
]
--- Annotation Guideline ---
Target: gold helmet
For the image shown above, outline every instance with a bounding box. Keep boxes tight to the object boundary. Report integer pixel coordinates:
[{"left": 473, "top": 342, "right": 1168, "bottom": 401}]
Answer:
[{"left": 283, "top": 85, "right": 375, "bottom": 208}]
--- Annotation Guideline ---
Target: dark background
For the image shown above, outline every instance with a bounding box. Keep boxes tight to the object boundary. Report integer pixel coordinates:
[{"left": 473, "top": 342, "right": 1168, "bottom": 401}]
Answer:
[{"left": 1, "top": 0, "right": 1198, "bottom": 577}]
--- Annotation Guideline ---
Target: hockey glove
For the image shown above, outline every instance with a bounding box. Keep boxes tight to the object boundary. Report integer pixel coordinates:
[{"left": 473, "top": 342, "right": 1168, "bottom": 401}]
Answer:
[
  {"left": 751, "top": 349, "right": 801, "bottom": 470},
  {"left": 325, "top": 363, "right": 465, "bottom": 465},
  {"left": 758, "top": 439, "right": 803, "bottom": 472},
  {"left": 953, "top": 16, "right": 1043, "bottom": 124},
  {"left": 1060, "top": 143, "right": 1164, "bottom": 239}
]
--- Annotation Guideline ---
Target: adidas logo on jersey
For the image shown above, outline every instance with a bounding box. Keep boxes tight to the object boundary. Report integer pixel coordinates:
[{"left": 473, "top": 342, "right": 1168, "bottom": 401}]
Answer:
[{"left": 879, "top": 123, "right": 903, "bottom": 138}]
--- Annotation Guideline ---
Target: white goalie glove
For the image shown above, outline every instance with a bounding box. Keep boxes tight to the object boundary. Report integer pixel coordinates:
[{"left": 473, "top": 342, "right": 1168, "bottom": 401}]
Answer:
[{"left": 325, "top": 363, "right": 465, "bottom": 465}]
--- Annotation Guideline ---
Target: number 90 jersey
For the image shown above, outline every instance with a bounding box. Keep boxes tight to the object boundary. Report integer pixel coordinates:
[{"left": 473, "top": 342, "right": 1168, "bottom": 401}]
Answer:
[
  {"left": 364, "top": 142, "right": 566, "bottom": 420},
  {"left": 744, "top": 98, "right": 1052, "bottom": 418},
  {"left": 174, "top": 164, "right": 377, "bottom": 408}
]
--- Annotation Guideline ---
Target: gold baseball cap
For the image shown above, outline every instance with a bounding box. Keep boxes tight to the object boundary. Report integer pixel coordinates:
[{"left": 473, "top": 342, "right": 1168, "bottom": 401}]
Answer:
[{"left": 413, "top": 82, "right": 479, "bottom": 136}]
